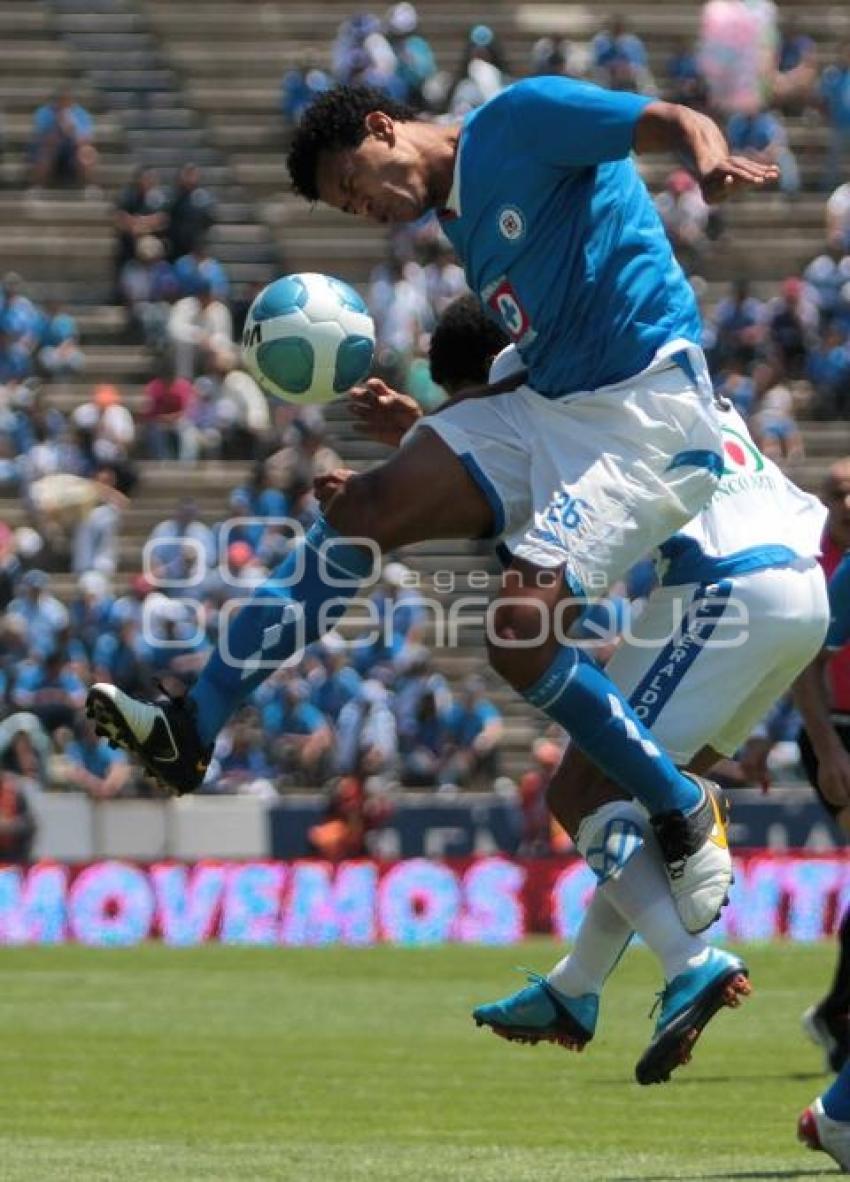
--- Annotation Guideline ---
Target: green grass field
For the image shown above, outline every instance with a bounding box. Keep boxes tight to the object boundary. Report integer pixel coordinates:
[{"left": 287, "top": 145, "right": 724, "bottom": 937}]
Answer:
[{"left": 0, "top": 940, "right": 842, "bottom": 1181}]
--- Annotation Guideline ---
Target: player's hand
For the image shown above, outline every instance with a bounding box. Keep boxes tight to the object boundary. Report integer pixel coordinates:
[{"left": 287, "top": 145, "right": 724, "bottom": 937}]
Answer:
[
  {"left": 739, "top": 736, "right": 771, "bottom": 792},
  {"left": 314, "top": 466, "right": 355, "bottom": 512},
  {"left": 699, "top": 156, "right": 780, "bottom": 205},
  {"left": 348, "top": 378, "right": 422, "bottom": 447},
  {"left": 818, "top": 748, "right": 850, "bottom": 810}
]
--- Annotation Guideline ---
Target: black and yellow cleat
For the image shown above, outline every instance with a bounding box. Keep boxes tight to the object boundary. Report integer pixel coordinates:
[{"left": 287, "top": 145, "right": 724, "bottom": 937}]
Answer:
[
  {"left": 651, "top": 776, "right": 733, "bottom": 934},
  {"left": 86, "top": 679, "right": 212, "bottom": 795}
]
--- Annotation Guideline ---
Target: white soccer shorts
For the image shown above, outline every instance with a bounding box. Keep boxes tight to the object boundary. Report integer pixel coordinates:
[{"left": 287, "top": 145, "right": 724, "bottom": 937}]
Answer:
[
  {"left": 603, "top": 561, "right": 829, "bottom": 763},
  {"left": 410, "top": 346, "right": 723, "bottom": 595}
]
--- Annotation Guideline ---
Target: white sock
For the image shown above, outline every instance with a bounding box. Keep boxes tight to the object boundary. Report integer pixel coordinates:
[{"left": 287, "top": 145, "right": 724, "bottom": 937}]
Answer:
[
  {"left": 547, "top": 890, "right": 632, "bottom": 997},
  {"left": 575, "top": 800, "right": 709, "bottom": 982}
]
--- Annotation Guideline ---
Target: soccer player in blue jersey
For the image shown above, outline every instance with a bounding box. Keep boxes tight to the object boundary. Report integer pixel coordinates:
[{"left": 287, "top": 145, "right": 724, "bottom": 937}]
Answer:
[{"left": 87, "top": 78, "right": 777, "bottom": 932}]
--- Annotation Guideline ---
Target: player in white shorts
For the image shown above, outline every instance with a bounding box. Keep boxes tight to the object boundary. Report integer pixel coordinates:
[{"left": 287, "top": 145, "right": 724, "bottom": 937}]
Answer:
[
  {"left": 344, "top": 316, "right": 828, "bottom": 1081},
  {"left": 470, "top": 352, "right": 828, "bottom": 1082}
]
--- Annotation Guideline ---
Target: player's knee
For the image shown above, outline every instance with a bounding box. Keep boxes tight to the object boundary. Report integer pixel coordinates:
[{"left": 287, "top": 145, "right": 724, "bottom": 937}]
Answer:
[
  {"left": 324, "top": 468, "right": 406, "bottom": 552},
  {"left": 486, "top": 596, "right": 554, "bottom": 682},
  {"left": 324, "top": 470, "right": 383, "bottom": 546}
]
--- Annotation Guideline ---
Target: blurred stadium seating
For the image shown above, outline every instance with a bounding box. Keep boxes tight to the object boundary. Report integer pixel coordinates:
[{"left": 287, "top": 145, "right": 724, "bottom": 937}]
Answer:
[{"left": 3, "top": 0, "right": 850, "bottom": 850}]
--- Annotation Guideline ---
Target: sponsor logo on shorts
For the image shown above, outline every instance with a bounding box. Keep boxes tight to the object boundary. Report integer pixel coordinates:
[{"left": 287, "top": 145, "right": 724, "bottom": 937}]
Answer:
[
  {"left": 715, "top": 426, "right": 778, "bottom": 497},
  {"left": 498, "top": 206, "right": 526, "bottom": 241},
  {"left": 721, "top": 427, "right": 764, "bottom": 475}
]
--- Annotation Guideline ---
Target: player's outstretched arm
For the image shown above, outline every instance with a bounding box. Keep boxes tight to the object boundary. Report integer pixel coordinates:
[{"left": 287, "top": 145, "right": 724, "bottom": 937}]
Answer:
[{"left": 634, "top": 101, "right": 780, "bottom": 205}]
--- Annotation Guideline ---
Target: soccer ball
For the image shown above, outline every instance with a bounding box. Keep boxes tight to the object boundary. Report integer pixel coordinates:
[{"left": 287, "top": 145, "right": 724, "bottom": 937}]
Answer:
[{"left": 241, "top": 272, "right": 375, "bottom": 404}]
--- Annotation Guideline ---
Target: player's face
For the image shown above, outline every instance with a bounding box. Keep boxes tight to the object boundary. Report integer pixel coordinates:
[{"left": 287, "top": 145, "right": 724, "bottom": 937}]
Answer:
[{"left": 316, "top": 117, "right": 430, "bottom": 224}]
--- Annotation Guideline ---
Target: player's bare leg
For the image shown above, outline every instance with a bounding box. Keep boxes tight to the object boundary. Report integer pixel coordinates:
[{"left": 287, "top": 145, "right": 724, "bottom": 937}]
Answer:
[{"left": 87, "top": 429, "right": 493, "bottom": 793}]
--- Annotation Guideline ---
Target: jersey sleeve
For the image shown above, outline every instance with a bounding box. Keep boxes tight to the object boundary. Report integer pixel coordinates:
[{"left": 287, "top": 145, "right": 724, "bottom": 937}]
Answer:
[
  {"left": 826, "top": 555, "right": 850, "bottom": 650},
  {"left": 505, "top": 76, "right": 652, "bottom": 169}
]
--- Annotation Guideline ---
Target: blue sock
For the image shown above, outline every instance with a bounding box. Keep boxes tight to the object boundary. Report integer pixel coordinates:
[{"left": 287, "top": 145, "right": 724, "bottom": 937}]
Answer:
[
  {"left": 523, "top": 646, "right": 701, "bottom": 816},
  {"left": 189, "top": 517, "right": 374, "bottom": 746},
  {"left": 823, "top": 1061, "right": 850, "bottom": 1123}
]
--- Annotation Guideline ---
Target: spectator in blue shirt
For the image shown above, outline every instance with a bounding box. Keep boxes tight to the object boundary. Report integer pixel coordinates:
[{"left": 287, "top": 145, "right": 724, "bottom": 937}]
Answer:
[
  {"left": 808, "top": 322, "right": 850, "bottom": 417},
  {"left": 0, "top": 330, "right": 32, "bottom": 386},
  {"left": 593, "top": 14, "right": 655, "bottom": 94},
  {"left": 664, "top": 36, "right": 707, "bottom": 110},
  {"left": 822, "top": 43, "right": 850, "bottom": 191},
  {"left": 119, "top": 234, "right": 177, "bottom": 350},
  {"left": 30, "top": 88, "right": 98, "bottom": 192},
  {"left": 38, "top": 301, "right": 85, "bottom": 377},
  {"left": 338, "top": 678, "right": 399, "bottom": 783},
  {"left": 715, "top": 360, "right": 757, "bottom": 418},
  {"left": 397, "top": 680, "right": 451, "bottom": 787},
  {"left": 726, "top": 106, "right": 800, "bottom": 197},
  {"left": 173, "top": 242, "right": 229, "bottom": 302},
  {"left": 361, "top": 562, "right": 428, "bottom": 671},
  {"left": 6, "top": 569, "right": 68, "bottom": 658},
  {"left": 12, "top": 650, "right": 86, "bottom": 733},
  {"left": 146, "top": 499, "right": 217, "bottom": 583},
  {"left": 0, "top": 272, "right": 42, "bottom": 348},
  {"left": 206, "top": 720, "right": 276, "bottom": 796},
  {"left": 63, "top": 720, "right": 130, "bottom": 798},
  {"left": 281, "top": 66, "right": 331, "bottom": 125},
  {"left": 442, "top": 675, "right": 504, "bottom": 787},
  {"left": 384, "top": 3, "right": 437, "bottom": 105},
  {"left": 309, "top": 636, "right": 363, "bottom": 720},
  {"left": 805, "top": 244, "right": 850, "bottom": 323},
  {"left": 712, "top": 278, "right": 767, "bottom": 368},
  {"left": 138, "top": 594, "right": 209, "bottom": 679},
  {"left": 68, "top": 570, "right": 114, "bottom": 652},
  {"left": 92, "top": 615, "right": 149, "bottom": 697},
  {"left": 257, "top": 676, "right": 333, "bottom": 785}
]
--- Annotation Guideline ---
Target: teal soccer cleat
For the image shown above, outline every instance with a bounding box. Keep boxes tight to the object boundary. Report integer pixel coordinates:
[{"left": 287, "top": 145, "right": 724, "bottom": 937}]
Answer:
[
  {"left": 635, "top": 947, "right": 751, "bottom": 1085},
  {"left": 472, "top": 974, "right": 598, "bottom": 1051}
]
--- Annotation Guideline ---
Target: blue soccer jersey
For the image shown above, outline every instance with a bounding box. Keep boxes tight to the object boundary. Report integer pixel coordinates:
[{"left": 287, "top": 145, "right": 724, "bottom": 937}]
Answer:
[
  {"left": 826, "top": 554, "right": 850, "bottom": 650},
  {"left": 437, "top": 76, "right": 702, "bottom": 398}
]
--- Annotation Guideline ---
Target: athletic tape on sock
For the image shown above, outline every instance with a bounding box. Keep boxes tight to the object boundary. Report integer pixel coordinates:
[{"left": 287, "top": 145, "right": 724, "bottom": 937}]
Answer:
[{"left": 576, "top": 801, "right": 646, "bottom": 885}]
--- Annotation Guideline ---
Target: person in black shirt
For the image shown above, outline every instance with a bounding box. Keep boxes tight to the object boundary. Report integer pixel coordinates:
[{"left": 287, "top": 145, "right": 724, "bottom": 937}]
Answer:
[
  {"left": 166, "top": 162, "right": 217, "bottom": 262},
  {"left": 113, "top": 166, "right": 168, "bottom": 287}
]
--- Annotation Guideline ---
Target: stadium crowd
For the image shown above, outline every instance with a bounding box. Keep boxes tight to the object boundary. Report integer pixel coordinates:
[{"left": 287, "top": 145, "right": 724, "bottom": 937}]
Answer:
[{"left": 3, "top": 0, "right": 850, "bottom": 856}]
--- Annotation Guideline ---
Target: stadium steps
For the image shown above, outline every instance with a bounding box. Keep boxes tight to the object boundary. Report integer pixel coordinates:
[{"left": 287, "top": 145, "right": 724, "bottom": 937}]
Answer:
[
  {"left": 44, "top": 0, "right": 280, "bottom": 298},
  {"left": 2, "top": 0, "right": 847, "bottom": 788}
]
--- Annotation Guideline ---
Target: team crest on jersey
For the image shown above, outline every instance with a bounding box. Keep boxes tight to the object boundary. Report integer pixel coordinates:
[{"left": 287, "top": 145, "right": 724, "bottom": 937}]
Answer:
[
  {"left": 721, "top": 427, "right": 764, "bottom": 475},
  {"left": 483, "top": 277, "right": 537, "bottom": 346},
  {"left": 498, "top": 205, "right": 526, "bottom": 241}
]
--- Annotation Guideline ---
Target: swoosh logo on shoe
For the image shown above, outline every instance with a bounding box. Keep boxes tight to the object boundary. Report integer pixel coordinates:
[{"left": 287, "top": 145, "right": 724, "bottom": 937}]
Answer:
[
  {"left": 149, "top": 715, "right": 180, "bottom": 764},
  {"left": 708, "top": 793, "right": 728, "bottom": 850}
]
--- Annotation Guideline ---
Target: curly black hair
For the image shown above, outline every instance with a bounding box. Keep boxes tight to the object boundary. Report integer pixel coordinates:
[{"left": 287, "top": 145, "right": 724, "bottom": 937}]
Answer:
[
  {"left": 286, "top": 85, "right": 418, "bottom": 202},
  {"left": 429, "top": 294, "right": 510, "bottom": 393}
]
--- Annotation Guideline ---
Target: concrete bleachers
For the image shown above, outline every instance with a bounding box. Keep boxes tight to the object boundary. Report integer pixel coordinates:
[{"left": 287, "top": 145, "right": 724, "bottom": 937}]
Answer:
[
  {"left": 3, "top": 0, "right": 850, "bottom": 783},
  {"left": 147, "top": 2, "right": 845, "bottom": 284}
]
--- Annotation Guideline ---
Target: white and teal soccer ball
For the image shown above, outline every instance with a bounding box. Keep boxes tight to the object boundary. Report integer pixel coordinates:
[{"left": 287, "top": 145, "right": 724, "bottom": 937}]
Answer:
[{"left": 241, "top": 272, "right": 375, "bottom": 404}]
